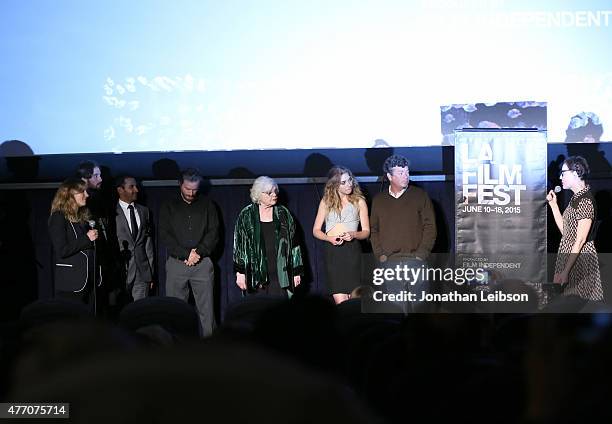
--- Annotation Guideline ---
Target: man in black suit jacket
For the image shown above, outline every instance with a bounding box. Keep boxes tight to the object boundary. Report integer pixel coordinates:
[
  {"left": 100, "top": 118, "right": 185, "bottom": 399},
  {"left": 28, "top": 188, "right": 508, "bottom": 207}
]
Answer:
[
  {"left": 76, "top": 160, "right": 115, "bottom": 312},
  {"left": 115, "top": 175, "right": 155, "bottom": 301}
]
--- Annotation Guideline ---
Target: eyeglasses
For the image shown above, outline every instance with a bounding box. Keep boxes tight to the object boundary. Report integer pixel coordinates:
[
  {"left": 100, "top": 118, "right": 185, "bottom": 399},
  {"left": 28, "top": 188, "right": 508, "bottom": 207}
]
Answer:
[
  {"left": 560, "top": 169, "right": 572, "bottom": 177},
  {"left": 263, "top": 189, "right": 278, "bottom": 196},
  {"left": 339, "top": 177, "right": 353, "bottom": 186}
]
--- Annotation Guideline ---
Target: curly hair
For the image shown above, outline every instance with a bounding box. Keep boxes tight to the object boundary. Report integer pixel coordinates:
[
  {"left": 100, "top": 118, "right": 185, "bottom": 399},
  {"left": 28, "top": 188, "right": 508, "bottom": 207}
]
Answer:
[
  {"left": 50, "top": 178, "right": 90, "bottom": 223},
  {"left": 564, "top": 156, "right": 590, "bottom": 180},
  {"left": 322, "top": 166, "right": 364, "bottom": 215},
  {"left": 382, "top": 154, "right": 410, "bottom": 175}
]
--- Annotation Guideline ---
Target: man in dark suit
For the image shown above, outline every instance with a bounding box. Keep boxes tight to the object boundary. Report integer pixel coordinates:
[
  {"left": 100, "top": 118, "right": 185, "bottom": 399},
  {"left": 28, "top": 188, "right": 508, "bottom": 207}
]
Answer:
[
  {"left": 76, "top": 160, "right": 111, "bottom": 312},
  {"left": 115, "top": 175, "right": 155, "bottom": 301}
]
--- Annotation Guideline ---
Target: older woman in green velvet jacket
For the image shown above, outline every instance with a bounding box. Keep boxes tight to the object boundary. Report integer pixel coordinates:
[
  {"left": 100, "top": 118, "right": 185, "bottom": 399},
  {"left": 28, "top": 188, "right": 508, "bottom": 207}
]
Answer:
[{"left": 233, "top": 176, "right": 304, "bottom": 296}]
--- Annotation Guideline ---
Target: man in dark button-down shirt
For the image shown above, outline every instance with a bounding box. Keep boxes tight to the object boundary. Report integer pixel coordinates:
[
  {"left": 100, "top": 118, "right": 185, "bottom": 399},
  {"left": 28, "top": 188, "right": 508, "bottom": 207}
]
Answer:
[{"left": 159, "top": 168, "right": 220, "bottom": 336}]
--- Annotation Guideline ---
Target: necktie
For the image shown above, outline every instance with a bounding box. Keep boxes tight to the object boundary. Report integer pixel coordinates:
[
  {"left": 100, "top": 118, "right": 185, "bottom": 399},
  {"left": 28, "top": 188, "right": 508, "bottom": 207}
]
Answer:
[{"left": 128, "top": 204, "right": 139, "bottom": 240}]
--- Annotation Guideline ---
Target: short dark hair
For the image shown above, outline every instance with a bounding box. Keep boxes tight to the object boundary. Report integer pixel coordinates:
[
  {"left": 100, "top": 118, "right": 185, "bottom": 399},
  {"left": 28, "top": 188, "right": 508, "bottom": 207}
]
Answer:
[
  {"left": 76, "top": 161, "right": 100, "bottom": 180},
  {"left": 115, "top": 174, "right": 137, "bottom": 188},
  {"left": 179, "top": 168, "right": 203, "bottom": 185},
  {"left": 383, "top": 154, "right": 410, "bottom": 175},
  {"left": 564, "top": 156, "right": 590, "bottom": 180}
]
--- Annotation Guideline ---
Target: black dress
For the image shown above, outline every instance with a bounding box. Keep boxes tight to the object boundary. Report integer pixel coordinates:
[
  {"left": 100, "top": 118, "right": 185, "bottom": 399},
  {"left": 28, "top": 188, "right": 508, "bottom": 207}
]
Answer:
[
  {"left": 324, "top": 240, "right": 362, "bottom": 295},
  {"left": 255, "top": 220, "right": 285, "bottom": 297},
  {"left": 324, "top": 204, "right": 362, "bottom": 295}
]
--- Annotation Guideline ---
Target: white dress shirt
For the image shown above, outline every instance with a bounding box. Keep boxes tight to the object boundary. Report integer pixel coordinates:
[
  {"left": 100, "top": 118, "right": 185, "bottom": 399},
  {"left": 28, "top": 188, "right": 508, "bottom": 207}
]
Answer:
[
  {"left": 119, "top": 199, "right": 141, "bottom": 234},
  {"left": 388, "top": 186, "right": 407, "bottom": 199}
]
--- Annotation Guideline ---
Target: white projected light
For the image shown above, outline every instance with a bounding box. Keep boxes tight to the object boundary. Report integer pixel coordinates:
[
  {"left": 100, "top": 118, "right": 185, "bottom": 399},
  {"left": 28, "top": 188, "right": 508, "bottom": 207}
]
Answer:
[{"left": 1, "top": 0, "right": 611, "bottom": 154}]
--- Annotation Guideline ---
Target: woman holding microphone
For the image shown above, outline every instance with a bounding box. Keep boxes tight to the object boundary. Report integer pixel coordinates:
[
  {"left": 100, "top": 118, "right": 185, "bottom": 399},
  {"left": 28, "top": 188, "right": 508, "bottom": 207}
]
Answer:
[
  {"left": 547, "top": 156, "right": 603, "bottom": 301},
  {"left": 48, "top": 177, "right": 100, "bottom": 308}
]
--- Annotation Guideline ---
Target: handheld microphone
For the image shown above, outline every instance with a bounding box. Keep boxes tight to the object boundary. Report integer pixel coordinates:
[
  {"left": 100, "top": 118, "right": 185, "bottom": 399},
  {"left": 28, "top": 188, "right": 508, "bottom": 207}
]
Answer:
[
  {"left": 86, "top": 219, "right": 99, "bottom": 311},
  {"left": 88, "top": 219, "right": 106, "bottom": 238},
  {"left": 88, "top": 220, "right": 97, "bottom": 247},
  {"left": 546, "top": 186, "right": 562, "bottom": 202}
]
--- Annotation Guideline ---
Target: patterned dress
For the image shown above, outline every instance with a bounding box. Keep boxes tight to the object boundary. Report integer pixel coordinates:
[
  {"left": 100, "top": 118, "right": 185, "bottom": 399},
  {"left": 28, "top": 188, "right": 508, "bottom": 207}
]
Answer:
[{"left": 554, "top": 186, "right": 603, "bottom": 301}]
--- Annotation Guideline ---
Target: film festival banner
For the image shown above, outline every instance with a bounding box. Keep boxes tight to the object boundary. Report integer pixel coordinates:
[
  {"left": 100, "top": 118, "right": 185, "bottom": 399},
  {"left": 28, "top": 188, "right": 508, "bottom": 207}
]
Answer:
[{"left": 455, "top": 129, "right": 548, "bottom": 301}]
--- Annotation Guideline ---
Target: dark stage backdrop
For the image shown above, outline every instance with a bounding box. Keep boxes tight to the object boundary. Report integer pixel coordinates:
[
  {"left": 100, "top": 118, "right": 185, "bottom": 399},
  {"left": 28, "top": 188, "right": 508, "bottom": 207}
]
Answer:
[
  {"left": 1, "top": 143, "right": 611, "bottom": 321},
  {"left": 0, "top": 179, "right": 454, "bottom": 323}
]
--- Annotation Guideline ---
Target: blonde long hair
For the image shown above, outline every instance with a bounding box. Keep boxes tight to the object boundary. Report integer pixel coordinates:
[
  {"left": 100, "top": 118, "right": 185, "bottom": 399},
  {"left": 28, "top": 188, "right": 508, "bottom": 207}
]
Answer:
[
  {"left": 50, "top": 178, "right": 90, "bottom": 223},
  {"left": 322, "top": 166, "right": 364, "bottom": 216}
]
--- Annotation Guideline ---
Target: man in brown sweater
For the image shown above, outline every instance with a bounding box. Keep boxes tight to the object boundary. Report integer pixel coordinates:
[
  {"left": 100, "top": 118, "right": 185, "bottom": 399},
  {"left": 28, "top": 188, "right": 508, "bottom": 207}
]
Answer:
[
  {"left": 370, "top": 155, "right": 436, "bottom": 262},
  {"left": 370, "top": 154, "right": 436, "bottom": 311}
]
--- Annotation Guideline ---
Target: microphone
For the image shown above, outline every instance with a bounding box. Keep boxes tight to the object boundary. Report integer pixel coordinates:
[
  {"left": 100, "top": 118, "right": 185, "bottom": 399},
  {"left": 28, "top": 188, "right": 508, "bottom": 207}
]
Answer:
[
  {"left": 87, "top": 220, "right": 97, "bottom": 249},
  {"left": 546, "top": 186, "right": 562, "bottom": 202},
  {"left": 88, "top": 218, "right": 107, "bottom": 239}
]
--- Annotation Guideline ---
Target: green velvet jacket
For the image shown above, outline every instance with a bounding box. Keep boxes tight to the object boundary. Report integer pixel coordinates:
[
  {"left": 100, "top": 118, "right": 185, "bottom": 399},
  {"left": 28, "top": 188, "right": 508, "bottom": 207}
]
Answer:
[{"left": 233, "top": 203, "right": 304, "bottom": 291}]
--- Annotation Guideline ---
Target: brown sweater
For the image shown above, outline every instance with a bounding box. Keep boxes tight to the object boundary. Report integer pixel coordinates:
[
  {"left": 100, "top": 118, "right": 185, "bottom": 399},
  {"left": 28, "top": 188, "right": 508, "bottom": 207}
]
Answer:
[{"left": 370, "top": 185, "right": 436, "bottom": 261}]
